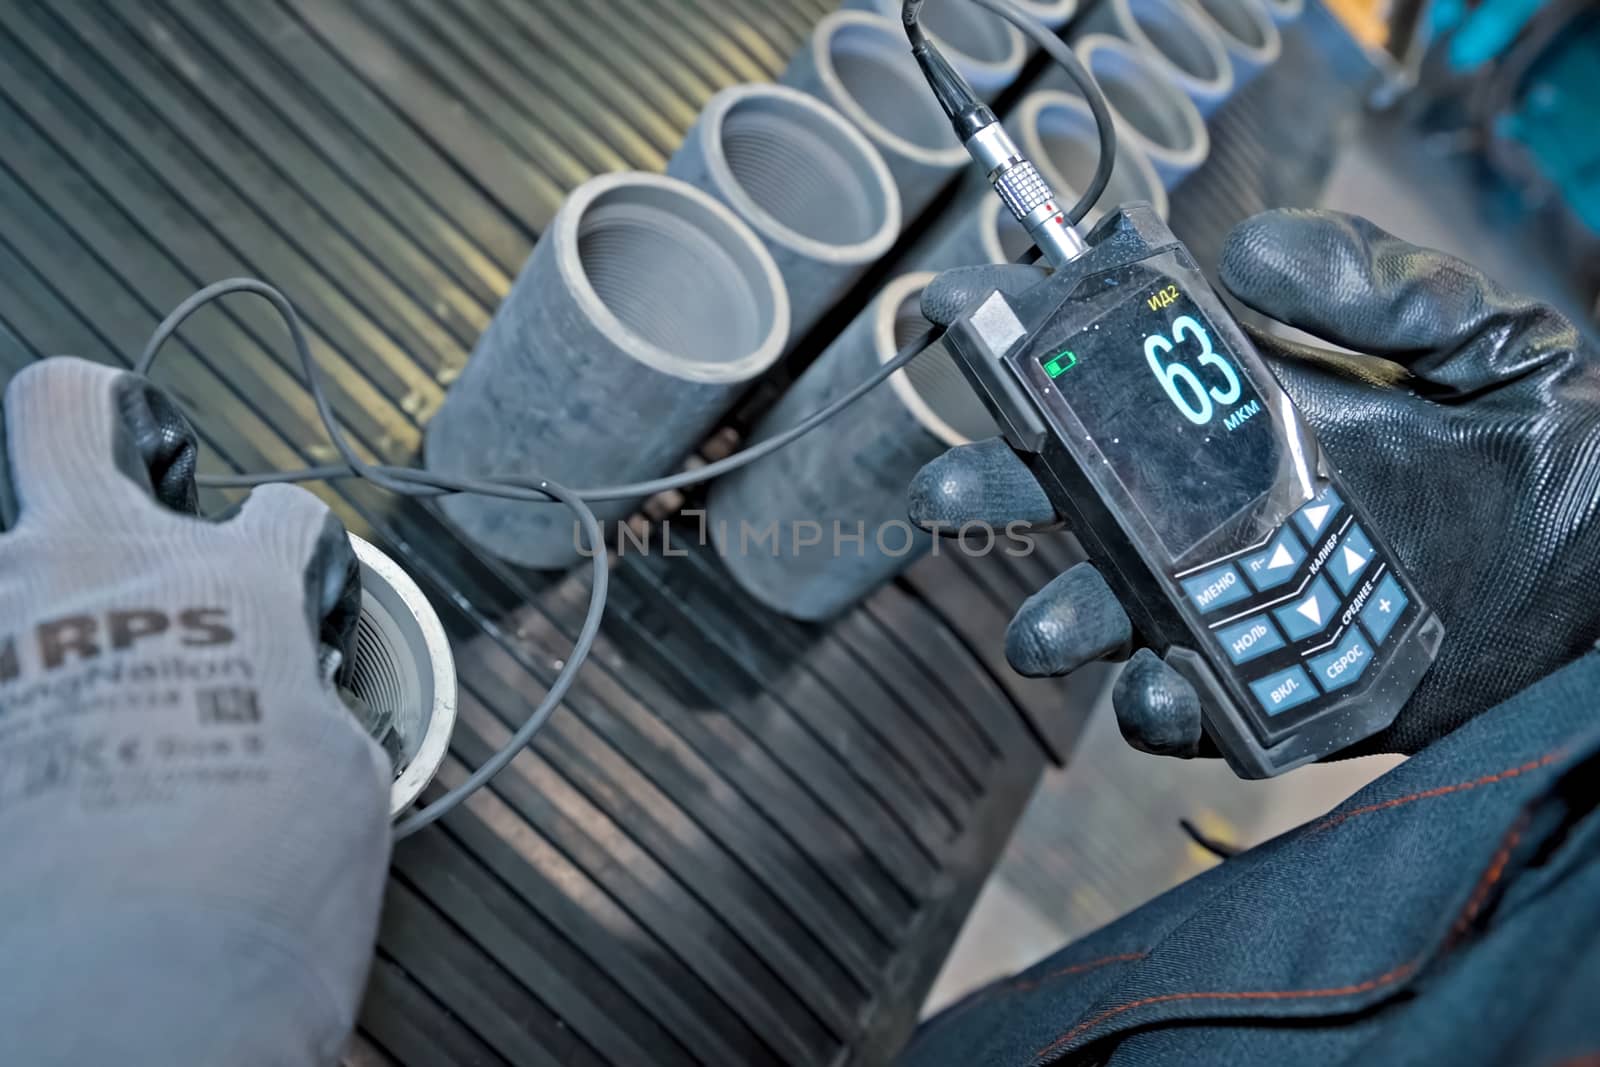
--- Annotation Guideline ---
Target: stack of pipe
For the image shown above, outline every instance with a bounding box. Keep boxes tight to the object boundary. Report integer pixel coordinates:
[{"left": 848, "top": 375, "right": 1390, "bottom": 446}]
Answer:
[
  {"left": 841, "top": 0, "right": 1028, "bottom": 99},
  {"left": 425, "top": 172, "right": 791, "bottom": 568},
  {"left": 666, "top": 83, "right": 901, "bottom": 344},
  {"left": 426, "top": 0, "right": 1298, "bottom": 606},
  {"left": 780, "top": 11, "right": 970, "bottom": 221},
  {"left": 915, "top": 93, "right": 1169, "bottom": 271},
  {"left": 706, "top": 273, "right": 1000, "bottom": 620}
]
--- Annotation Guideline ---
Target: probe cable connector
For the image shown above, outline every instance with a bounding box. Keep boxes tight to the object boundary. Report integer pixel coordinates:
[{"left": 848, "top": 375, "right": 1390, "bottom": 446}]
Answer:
[{"left": 903, "top": 0, "right": 1092, "bottom": 268}]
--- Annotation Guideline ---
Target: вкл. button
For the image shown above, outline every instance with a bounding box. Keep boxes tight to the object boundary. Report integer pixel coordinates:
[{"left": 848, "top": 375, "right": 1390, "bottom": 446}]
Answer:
[{"left": 1249, "top": 665, "right": 1318, "bottom": 716}]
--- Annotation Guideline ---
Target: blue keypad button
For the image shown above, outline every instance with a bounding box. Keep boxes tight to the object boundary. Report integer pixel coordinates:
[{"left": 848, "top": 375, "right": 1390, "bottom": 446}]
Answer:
[
  {"left": 1241, "top": 527, "right": 1306, "bottom": 592},
  {"left": 1293, "top": 486, "right": 1344, "bottom": 543},
  {"left": 1215, "top": 614, "right": 1285, "bottom": 665},
  {"left": 1249, "top": 665, "right": 1319, "bottom": 716},
  {"left": 1329, "top": 524, "right": 1375, "bottom": 594},
  {"left": 1273, "top": 575, "right": 1338, "bottom": 641},
  {"left": 1360, "top": 573, "right": 1409, "bottom": 646},
  {"left": 1180, "top": 563, "right": 1249, "bottom": 614},
  {"left": 1307, "top": 628, "right": 1375, "bottom": 693}
]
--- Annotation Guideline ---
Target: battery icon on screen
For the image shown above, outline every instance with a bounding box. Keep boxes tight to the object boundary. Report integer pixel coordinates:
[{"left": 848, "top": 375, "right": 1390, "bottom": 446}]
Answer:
[{"left": 1043, "top": 351, "right": 1077, "bottom": 378}]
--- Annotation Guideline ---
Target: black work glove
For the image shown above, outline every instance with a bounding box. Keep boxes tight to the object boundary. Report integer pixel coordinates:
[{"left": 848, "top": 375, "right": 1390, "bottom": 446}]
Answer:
[{"left": 910, "top": 209, "right": 1600, "bottom": 760}]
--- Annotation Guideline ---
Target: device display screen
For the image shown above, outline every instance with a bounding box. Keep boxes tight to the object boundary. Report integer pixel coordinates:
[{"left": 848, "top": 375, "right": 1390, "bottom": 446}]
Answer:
[{"left": 1038, "top": 283, "right": 1281, "bottom": 557}]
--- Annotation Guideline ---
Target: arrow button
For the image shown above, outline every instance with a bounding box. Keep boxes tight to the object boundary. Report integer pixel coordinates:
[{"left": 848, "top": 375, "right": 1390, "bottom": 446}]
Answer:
[
  {"left": 1241, "top": 528, "right": 1306, "bottom": 592},
  {"left": 1294, "top": 487, "right": 1344, "bottom": 542},
  {"left": 1274, "top": 576, "right": 1338, "bottom": 641},
  {"left": 1330, "top": 524, "right": 1375, "bottom": 594}
]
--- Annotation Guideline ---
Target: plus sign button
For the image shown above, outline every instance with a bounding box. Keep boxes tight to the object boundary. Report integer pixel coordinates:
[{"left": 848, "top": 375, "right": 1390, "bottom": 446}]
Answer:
[{"left": 1360, "top": 573, "right": 1409, "bottom": 645}]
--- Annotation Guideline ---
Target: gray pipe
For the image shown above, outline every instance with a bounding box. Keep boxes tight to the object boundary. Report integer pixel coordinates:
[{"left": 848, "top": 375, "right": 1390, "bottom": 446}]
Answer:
[
  {"left": 426, "top": 171, "right": 789, "bottom": 569},
  {"left": 1071, "top": 0, "right": 1235, "bottom": 114},
  {"left": 1007, "top": 91, "right": 1171, "bottom": 224},
  {"left": 667, "top": 84, "right": 900, "bottom": 345},
  {"left": 1071, "top": 35, "right": 1210, "bottom": 189},
  {"left": 912, "top": 183, "right": 1033, "bottom": 272},
  {"left": 1013, "top": 0, "right": 1081, "bottom": 29},
  {"left": 708, "top": 272, "right": 1000, "bottom": 621},
  {"left": 1262, "top": 0, "right": 1303, "bottom": 26},
  {"left": 346, "top": 534, "right": 456, "bottom": 820},
  {"left": 912, "top": 88, "right": 1170, "bottom": 273},
  {"left": 841, "top": 0, "right": 1027, "bottom": 99},
  {"left": 781, "top": 11, "right": 969, "bottom": 221},
  {"left": 1188, "top": 0, "right": 1282, "bottom": 89}
]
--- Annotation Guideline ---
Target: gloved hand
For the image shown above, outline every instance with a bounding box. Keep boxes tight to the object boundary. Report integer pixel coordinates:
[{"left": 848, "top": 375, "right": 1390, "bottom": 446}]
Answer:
[
  {"left": 911, "top": 209, "right": 1600, "bottom": 760},
  {"left": 0, "top": 358, "right": 392, "bottom": 1065}
]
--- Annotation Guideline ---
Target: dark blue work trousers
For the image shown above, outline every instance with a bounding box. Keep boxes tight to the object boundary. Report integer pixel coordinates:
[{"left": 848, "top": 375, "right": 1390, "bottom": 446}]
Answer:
[{"left": 904, "top": 652, "right": 1600, "bottom": 1066}]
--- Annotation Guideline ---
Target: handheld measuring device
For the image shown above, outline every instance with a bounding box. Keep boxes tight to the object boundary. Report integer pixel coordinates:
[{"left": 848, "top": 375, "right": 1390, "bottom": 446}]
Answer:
[
  {"left": 945, "top": 205, "right": 1443, "bottom": 776},
  {"left": 900, "top": 0, "right": 1442, "bottom": 776}
]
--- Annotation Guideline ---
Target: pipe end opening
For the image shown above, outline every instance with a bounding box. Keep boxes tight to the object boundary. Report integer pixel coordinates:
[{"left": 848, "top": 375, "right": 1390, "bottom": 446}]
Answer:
[{"left": 573, "top": 180, "right": 785, "bottom": 375}]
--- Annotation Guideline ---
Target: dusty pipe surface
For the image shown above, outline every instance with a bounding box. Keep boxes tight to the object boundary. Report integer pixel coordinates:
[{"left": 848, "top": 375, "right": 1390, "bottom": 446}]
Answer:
[
  {"left": 841, "top": 0, "right": 1028, "bottom": 99},
  {"left": 912, "top": 180, "right": 1034, "bottom": 272},
  {"left": 1071, "top": 0, "right": 1235, "bottom": 114},
  {"left": 346, "top": 534, "right": 456, "bottom": 820},
  {"left": 1013, "top": 0, "right": 1081, "bottom": 29},
  {"left": 1072, "top": 34, "right": 1210, "bottom": 189},
  {"left": 781, "top": 11, "right": 969, "bottom": 221},
  {"left": 426, "top": 172, "right": 788, "bottom": 569},
  {"left": 1189, "top": 0, "right": 1282, "bottom": 89},
  {"left": 708, "top": 273, "right": 1000, "bottom": 621},
  {"left": 667, "top": 84, "right": 900, "bottom": 345},
  {"left": 1262, "top": 0, "right": 1303, "bottom": 25},
  {"left": 1007, "top": 91, "right": 1170, "bottom": 225}
]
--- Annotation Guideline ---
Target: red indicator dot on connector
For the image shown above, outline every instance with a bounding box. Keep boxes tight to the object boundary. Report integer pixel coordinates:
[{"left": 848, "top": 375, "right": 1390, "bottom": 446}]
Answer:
[{"left": 1055, "top": 215, "right": 1065, "bottom": 224}]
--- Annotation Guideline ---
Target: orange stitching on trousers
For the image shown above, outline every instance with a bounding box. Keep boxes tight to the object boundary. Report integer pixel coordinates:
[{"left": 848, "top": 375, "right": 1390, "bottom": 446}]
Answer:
[
  {"left": 1308, "top": 753, "right": 1561, "bottom": 834},
  {"left": 1031, "top": 749, "right": 1562, "bottom": 1063},
  {"left": 1032, "top": 962, "right": 1420, "bottom": 1060},
  {"left": 1451, "top": 812, "right": 1530, "bottom": 942},
  {"left": 1011, "top": 954, "right": 1148, "bottom": 993}
]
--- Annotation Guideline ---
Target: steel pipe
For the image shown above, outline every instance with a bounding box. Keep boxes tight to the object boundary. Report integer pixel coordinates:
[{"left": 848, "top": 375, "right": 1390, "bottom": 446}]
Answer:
[
  {"left": 842, "top": 0, "right": 1028, "bottom": 99},
  {"left": 1072, "top": 0, "right": 1235, "bottom": 114},
  {"left": 667, "top": 84, "right": 900, "bottom": 345},
  {"left": 781, "top": 11, "right": 970, "bottom": 221},
  {"left": 1008, "top": 91, "right": 1170, "bottom": 225},
  {"left": 708, "top": 272, "right": 998, "bottom": 620},
  {"left": 1071, "top": 34, "right": 1210, "bottom": 189},
  {"left": 1262, "top": 0, "right": 1304, "bottom": 25},
  {"left": 1188, "top": 0, "right": 1282, "bottom": 89},
  {"left": 1012, "top": 0, "right": 1080, "bottom": 29},
  {"left": 426, "top": 171, "right": 789, "bottom": 569},
  {"left": 913, "top": 183, "right": 1034, "bottom": 271},
  {"left": 346, "top": 534, "right": 457, "bottom": 820}
]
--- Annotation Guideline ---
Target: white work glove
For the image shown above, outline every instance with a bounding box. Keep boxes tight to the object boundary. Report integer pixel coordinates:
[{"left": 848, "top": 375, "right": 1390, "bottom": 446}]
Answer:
[{"left": 0, "top": 358, "right": 391, "bottom": 1066}]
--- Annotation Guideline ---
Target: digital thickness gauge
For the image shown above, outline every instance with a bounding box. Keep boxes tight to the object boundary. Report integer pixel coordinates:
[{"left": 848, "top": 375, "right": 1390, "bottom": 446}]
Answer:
[{"left": 946, "top": 205, "right": 1443, "bottom": 777}]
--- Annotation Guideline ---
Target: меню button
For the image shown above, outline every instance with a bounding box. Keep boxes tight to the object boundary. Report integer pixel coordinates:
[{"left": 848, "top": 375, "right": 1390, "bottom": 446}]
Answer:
[
  {"left": 1307, "top": 628, "right": 1374, "bottom": 692},
  {"left": 1241, "top": 527, "right": 1306, "bottom": 592},
  {"left": 1273, "top": 575, "right": 1338, "bottom": 641},
  {"left": 1329, "top": 524, "right": 1374, "bottom": 594},
  {"left": 1215, "top": 614, "right": 1285, "bottom": 665},
  {"left": 1180, "top": 563, "right": 1249, "bottom": 614},
  {"left": 1249, "top": 665, "right": 1318, "bottom": 716},
  {"left": 1360, "top": 573, "right": 1409, "bottom": 645},
  {"left": 1294, "top": 486, "right": 1344, "bottom": 542}
]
